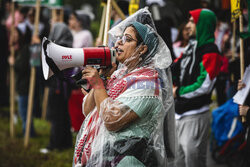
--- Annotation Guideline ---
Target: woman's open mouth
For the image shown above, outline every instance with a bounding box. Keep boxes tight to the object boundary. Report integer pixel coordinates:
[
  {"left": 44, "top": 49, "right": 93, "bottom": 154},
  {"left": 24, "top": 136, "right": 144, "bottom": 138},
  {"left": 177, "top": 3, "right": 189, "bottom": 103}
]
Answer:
[{"left": 116, "top": 48, "right": 124, "bottom": 55}]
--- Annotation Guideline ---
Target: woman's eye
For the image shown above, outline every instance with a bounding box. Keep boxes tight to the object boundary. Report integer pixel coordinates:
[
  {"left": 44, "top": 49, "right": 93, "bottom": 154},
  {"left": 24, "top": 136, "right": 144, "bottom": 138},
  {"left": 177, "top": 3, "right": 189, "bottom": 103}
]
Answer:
[{"left": 126, "top": 38, "right": 132, "bottom": 42}]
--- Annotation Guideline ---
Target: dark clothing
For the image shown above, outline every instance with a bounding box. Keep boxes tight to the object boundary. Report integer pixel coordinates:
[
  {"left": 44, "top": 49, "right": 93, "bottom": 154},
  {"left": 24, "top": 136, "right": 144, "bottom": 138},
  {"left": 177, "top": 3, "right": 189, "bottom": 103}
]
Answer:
[
  {"left": 47, "top": 83, "right": 72, "bottom": 149},
  {"left": 173, "top": 9, "right": 222, "bottom": 167},
  {"left": 0, "top": 24, "right": 9, "bottom": 106},
  {"left": 46, "top": 22, "right": 73, "bottom": 150},
  {"left": 172, "top": 42, "right": 221, "bottom": 114},
  {"left": 215, "top": 72, "right": 228, "bottom": 106},
  {"left": 14, "top": 45, "right": 30, "bottom": 95},
  {"left": 14, "top": 44, "right": 36, "bottom": 136}
]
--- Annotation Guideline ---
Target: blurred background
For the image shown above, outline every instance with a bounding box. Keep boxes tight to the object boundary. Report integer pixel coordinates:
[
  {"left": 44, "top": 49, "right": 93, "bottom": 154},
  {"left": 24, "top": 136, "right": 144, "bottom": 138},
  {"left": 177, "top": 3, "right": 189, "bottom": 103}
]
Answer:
[{"left": 0, "top": 0, "right": 248, "bottom": 166}]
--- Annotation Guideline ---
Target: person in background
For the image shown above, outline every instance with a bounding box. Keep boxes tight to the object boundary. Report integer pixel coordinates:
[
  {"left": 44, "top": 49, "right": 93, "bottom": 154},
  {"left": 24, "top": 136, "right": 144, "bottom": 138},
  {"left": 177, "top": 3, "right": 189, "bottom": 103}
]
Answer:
[
  {"left": 23, "top": 7, "right": 46, "bottom": 118},
  {"left": 173, "top": 22, "right": 189, "bottom": 59},
  {"left": 8, "top": 27, "right": 36, "bottom": 137},
  {"left": 172, "top": 9, "right": 222, "bottom": 167},
  {"left": 68, "top": 11, "right": 93, "bottom": 48},
  {"left": 40, "top": 20, "right": 73, "bottom": 153},
  {"left": 68, "top": 11, "right": 93, "bottom": 132},
  {"left": 110, "top": 0, "right": 129, "bottom": 28},
  {"left": 0, "top": 1, "right": 9, "bottom": 107},
  {"left": 5, "top": 2, "right": 22, "bottom": 30},
  {"left": 106, "top": 0, "right": 129, "bottom": 47},
  {"left": 213, "top": 13, "right": 230, "bottom": 106},
  {"left": 236, "top": 31, "right": 250, "bottom": 165},
  {"left": 237, "top": 79, "right": 250, "bottom": 166}
]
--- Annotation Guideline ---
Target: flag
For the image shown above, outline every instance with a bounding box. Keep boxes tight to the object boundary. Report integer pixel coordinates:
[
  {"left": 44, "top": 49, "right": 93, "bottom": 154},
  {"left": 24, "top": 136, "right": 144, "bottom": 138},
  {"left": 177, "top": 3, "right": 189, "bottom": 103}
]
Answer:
[
  {"left": 129, "top": 0, "right": 140, "bottom": 16},
  {"left": 231, "top": 0, "right": 241, "bottom": 22}
]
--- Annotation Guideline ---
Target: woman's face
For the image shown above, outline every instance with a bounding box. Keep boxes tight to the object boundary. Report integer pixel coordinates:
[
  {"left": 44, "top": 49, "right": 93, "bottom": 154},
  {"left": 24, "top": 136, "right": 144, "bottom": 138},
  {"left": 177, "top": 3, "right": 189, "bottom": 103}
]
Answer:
[
  {"left": 115, "top": 26, "right": 139, "bottom": 63},
  {"left": 68, "top": 14, "right": 80, "bottom": 30},
  {"left": 182, "top": 25, "right": 189, "bottom": 41}
]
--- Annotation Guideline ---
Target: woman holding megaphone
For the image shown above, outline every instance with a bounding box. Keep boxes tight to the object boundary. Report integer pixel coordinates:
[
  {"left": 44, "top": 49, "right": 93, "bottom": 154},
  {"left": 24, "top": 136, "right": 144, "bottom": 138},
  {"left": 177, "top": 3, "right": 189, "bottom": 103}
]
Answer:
[{"left": 73, "top": 20, "right": 175, "bottom": 167}]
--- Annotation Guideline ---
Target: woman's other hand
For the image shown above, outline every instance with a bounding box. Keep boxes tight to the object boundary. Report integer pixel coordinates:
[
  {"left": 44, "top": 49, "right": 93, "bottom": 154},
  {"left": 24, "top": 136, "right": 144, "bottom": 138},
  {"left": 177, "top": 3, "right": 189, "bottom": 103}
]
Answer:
[
  {"left": 238, "top": 80, "right": 246, "bottom": 90},
  {"left": 82, "top": 66, "right": 104, "bottom": 89},
  {"left": 239, "top": 105, "right": 250, "bottom": 116},
  {"left": 81, "top": 88, "right": 88, "bottom": 96}
]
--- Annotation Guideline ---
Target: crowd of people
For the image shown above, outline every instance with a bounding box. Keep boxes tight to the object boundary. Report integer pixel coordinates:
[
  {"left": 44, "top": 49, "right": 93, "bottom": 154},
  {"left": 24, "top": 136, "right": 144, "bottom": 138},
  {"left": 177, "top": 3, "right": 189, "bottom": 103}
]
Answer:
[{"left": 0, "top": 0, "right": 250, "bottom": 166}]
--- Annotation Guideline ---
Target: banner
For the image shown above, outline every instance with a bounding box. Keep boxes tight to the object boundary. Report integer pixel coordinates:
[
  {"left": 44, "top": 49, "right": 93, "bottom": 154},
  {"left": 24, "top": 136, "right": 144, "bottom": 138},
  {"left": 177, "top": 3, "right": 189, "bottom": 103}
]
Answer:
[
  {"left": 129, "top": 0, "right": 140, "bottom": 16},
  {"left": 14, "top": 0, "right": 63, "bottom": 8},
  {"left": 14, "top": 0, "right": 48, "bottom": 6},
  {"left": 46, "top": 0, "right": 63, "bottom": 9},
  {"left": 231, "top": 0, "right": 241, "bottom": 22}
]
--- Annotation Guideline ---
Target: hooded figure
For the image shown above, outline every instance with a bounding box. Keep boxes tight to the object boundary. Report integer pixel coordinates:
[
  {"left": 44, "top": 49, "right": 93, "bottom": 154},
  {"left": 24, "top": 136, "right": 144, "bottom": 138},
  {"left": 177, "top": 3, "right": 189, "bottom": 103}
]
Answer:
[{"left": 171, "top": 9, "right": 222, "bottom": 167}]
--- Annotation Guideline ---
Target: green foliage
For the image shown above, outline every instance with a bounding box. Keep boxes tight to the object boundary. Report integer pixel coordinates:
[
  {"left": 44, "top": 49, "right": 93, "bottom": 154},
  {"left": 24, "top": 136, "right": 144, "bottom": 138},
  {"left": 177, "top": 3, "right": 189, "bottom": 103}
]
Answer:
[
  {"left": 0, "top": 109, "right": 76, "bottom": 167},
  {"left": 91, "top": 20, "right": 101, "bottom": 39}
]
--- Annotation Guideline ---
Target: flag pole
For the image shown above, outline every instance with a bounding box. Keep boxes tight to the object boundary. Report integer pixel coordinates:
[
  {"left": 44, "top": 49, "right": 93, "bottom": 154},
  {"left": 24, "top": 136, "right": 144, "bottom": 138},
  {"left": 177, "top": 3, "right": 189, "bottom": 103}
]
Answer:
[
  {"left": 98, "top": 5, "right": 107, "bottom": 43},
  {"left": 239, "top": 15, "right": 246, "bottom": 122},
  {"left": 24, "top": 0, "right": 41, "bottom": 148},
  {"left": 103, "top": 0, "right": 112, "bottom": 45},
  {"left": 111, "top": 0, "right": 126, "bottom": 20}
]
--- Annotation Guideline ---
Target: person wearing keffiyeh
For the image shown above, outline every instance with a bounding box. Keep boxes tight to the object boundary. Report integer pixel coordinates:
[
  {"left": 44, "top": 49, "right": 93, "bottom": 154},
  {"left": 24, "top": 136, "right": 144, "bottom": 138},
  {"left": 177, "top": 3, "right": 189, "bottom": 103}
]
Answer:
[{"left": 73, "top": 17, "right": 175, "bottom": 167}]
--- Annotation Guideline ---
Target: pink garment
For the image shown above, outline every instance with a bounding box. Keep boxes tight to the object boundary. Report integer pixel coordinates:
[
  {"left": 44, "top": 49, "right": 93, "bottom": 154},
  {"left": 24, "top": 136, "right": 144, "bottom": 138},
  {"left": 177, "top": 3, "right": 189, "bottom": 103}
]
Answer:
[
  {"left": 5, "top": 11, "right": 23, "bottom": 30},
  {"left": 72, "top": 30, "right": 93, "bottom": 48},
  {"left": 173, "top": 41, "right": 186, "bottom": 59}
]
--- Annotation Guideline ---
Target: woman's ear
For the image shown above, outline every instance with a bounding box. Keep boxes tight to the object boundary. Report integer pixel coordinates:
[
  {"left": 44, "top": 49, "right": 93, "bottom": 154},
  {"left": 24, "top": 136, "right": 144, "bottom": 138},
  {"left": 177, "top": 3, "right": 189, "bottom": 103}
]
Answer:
[{"left": 139, "top": 45, "right": 148, "bottom": 55}]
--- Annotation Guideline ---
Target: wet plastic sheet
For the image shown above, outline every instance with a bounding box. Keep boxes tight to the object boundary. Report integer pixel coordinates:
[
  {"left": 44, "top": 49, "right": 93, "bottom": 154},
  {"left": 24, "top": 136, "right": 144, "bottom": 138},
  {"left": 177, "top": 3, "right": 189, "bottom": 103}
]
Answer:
[{"left": 73, "top": 7, "right": 175, "bottom": 167}]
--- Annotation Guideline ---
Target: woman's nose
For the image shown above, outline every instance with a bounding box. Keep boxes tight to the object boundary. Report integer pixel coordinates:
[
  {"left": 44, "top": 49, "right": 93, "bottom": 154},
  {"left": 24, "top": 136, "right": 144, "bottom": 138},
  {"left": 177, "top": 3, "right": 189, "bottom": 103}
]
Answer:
[{"left": 115, "top": 39, "right": 123, "bottom": 46}]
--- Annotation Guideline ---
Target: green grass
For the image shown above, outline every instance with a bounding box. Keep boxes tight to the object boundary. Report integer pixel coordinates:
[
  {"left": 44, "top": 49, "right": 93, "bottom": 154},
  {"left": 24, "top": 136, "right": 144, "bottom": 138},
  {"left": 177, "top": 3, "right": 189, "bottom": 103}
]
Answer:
[
  {"left": 0, "top": 108, "right": 76, "bottom": 167},
  {"left": 0, "top": 93, "right": 219, "bottom": 167}
]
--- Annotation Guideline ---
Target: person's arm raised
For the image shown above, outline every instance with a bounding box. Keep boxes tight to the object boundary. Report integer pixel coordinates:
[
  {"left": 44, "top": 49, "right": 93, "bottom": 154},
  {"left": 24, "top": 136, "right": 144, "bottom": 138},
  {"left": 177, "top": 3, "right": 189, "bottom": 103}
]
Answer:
[{"left": 82, "top": 88, "right": 96, "bottom": 116}]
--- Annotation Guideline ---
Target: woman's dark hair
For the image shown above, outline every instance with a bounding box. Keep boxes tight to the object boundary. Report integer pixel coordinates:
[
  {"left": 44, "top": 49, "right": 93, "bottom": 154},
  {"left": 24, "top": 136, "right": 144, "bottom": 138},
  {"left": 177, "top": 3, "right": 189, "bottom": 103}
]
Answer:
[
  {"left": 125, "top": 24, "right": 143, "bottom": 46},
  {"left": 71, "top": 11, "right": 91, "bottom": 30},
  {"left": 174, "top": 22, "right": 187, "bottom": 43}
]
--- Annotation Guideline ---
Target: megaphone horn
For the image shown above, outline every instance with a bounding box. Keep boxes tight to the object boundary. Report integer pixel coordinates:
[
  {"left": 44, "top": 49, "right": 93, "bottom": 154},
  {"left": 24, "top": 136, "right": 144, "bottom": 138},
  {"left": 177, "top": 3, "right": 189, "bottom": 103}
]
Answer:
[{"left": 41, "top": 37, "right": 116, "bottom": 80}]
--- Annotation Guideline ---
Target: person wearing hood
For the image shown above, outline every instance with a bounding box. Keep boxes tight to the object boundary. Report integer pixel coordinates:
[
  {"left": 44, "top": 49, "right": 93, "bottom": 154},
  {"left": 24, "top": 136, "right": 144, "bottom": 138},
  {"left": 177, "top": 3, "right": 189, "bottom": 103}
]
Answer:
[{"left": 172, "top": 9, "right": 222, "bottom": 167}]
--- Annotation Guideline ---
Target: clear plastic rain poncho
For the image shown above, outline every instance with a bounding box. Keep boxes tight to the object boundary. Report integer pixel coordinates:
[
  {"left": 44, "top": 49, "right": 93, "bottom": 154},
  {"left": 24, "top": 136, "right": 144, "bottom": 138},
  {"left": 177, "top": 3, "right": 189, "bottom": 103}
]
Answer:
[{"left": 73, "top": 7, "right": 175, "bottom": 167}]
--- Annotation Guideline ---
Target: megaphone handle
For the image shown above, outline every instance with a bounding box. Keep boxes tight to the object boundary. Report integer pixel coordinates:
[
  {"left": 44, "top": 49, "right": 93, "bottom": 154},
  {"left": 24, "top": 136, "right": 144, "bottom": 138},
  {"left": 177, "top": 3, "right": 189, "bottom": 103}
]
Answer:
[
  {"left": 76, "top": 79, "right": 87, "bottom": 85},
  {"left": 76, "top": 79, "right": 90, "bottom": 92}
]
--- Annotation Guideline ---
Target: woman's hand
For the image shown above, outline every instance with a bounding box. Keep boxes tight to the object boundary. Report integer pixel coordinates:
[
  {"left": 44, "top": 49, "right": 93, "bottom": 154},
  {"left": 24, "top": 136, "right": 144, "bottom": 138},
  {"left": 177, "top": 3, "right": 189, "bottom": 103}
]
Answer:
[
  {"left": 82, "top": 66, "right": 104, "bottom": 89},
  {"left": 238, "top": 80, "right": 246, "bottom": 90},
  {"left": 239, "top": 105, "right": 249, "bottom": 116}
]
